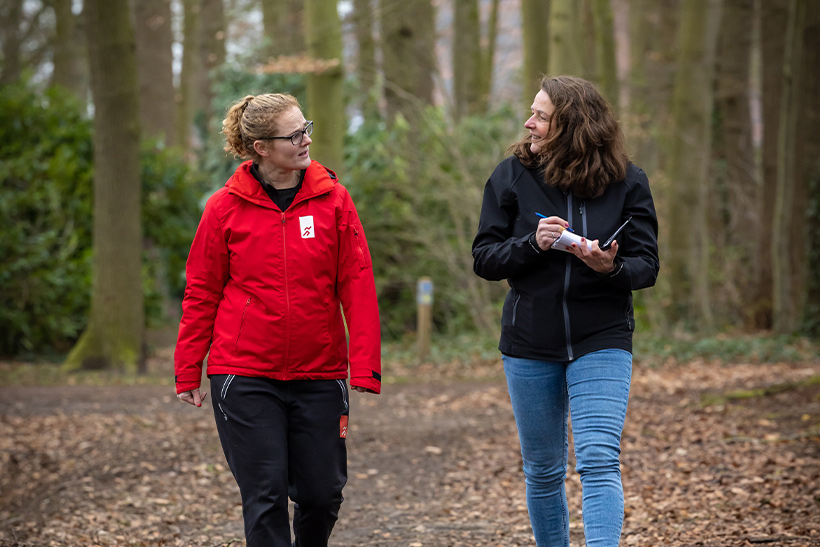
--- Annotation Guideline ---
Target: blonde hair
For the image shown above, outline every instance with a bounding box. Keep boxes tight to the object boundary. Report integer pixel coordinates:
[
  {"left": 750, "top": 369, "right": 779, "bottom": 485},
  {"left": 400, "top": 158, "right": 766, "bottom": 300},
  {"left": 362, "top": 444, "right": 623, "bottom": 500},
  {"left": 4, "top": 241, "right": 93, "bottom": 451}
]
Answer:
[{"left": 222, "top": 93, "right": 301, "bottom": 161}]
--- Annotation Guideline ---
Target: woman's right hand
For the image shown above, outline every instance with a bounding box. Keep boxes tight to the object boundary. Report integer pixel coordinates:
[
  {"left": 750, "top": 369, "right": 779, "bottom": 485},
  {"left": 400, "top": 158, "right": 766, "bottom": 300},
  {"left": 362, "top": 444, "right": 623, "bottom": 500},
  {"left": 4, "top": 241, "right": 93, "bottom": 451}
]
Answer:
[
  {"left": 177, "top": 388, "right": 208, "bottom": 407},
  {"left": 535, "top": 216, "right": 570, "bottom": 251}
]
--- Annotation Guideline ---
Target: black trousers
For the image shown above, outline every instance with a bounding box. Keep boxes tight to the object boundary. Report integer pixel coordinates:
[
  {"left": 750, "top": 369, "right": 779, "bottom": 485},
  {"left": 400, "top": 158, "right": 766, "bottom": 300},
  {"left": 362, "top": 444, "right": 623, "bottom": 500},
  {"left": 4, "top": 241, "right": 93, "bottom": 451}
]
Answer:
[{"left": 210, "top": 375, "right": 349, "bottom": 547}]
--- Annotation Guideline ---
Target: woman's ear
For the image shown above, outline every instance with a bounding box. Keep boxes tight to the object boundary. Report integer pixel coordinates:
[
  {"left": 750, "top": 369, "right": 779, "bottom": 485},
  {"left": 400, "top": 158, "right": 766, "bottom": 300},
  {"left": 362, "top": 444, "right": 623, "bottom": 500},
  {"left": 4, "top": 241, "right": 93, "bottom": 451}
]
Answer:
[{"left": 252, "top": 140, "right": 270, "bottom": 157}]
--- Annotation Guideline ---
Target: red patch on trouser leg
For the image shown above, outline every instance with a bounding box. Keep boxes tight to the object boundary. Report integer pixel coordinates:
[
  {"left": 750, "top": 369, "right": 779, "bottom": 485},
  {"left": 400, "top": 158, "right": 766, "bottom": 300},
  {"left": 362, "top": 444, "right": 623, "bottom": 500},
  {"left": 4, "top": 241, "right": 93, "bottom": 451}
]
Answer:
[{"left": 340, "top": 415, "right": 348, "bottom": 438}]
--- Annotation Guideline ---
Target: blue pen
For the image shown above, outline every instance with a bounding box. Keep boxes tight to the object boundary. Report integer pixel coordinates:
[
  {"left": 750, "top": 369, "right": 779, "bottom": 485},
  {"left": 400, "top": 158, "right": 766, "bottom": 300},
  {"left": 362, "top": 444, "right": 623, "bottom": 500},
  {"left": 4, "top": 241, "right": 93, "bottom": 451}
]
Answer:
[{"left": 535, "top": 212, "right": 573, "bottom": 231}]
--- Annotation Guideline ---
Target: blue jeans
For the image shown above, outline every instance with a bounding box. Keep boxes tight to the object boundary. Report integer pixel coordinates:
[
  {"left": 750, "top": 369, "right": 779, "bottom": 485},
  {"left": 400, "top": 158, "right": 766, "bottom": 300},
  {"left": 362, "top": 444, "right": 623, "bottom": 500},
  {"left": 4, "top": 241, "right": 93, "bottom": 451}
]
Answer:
[{"left": 503, "top": 349, "right": 632, "bottom": 547}]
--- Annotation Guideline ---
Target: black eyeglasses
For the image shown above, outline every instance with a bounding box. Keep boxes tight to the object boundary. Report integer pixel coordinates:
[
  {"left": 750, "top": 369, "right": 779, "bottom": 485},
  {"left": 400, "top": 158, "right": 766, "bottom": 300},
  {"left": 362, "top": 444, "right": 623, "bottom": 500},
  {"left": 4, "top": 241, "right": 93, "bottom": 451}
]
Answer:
[{"left": 259, "top": 121, "right": 313, "bottom": 145}]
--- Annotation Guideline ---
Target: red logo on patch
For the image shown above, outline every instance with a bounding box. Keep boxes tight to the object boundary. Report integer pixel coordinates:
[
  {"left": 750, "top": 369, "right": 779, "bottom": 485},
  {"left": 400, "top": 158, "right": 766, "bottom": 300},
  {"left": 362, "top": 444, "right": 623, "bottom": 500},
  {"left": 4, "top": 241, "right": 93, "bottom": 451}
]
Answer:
[{"left": 340, "top": 415, "right": 348, "bottom": 438}]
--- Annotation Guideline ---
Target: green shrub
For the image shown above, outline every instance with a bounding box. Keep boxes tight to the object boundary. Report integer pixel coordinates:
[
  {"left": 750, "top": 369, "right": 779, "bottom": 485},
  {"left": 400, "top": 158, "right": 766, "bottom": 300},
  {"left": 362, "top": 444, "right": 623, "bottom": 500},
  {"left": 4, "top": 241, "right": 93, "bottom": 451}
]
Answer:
[
  {"left": 0, "top": 82, "right": 206, "bottom": 356},
  {"left": 344, "top": 106, "right": 519, "bottom": 338}
]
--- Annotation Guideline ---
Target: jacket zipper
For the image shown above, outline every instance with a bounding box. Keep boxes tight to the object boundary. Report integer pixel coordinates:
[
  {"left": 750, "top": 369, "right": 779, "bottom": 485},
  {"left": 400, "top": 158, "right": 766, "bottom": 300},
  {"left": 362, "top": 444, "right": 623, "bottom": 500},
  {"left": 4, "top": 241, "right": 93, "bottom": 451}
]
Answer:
[
  {"left": 563, "top": 195, "right": 574, "bottom": 361},
  {"left": 511, "top": 291, "right": 520, "bottom": 327},
  {"left": 282, "top": 212, "right": 291, "bottom": 375},
  {"left": 232, "top": 297, "right": 252, "bottom": 357}
]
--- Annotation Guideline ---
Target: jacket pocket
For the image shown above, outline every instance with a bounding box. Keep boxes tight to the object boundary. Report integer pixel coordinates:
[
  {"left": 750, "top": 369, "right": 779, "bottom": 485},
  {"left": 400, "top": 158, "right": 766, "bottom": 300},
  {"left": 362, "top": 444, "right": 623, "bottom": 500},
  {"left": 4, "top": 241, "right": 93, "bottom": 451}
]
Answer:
[
  {"left": 350, "top": 223, "right": 372, "bottom": 269},
  {"left": 511, "top": 291, "right": 520, "bottom": 327},
  {"left": 231, "top": 296, "right": 252, "bottom": 360}
]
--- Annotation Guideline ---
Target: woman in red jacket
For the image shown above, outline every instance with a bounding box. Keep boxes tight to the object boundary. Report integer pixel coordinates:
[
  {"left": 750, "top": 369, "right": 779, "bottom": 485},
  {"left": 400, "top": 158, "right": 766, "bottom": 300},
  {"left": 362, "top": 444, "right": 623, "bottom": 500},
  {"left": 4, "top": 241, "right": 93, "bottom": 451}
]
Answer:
[{"left": 174, "top": 93, "right": 381, "bottom": 547}]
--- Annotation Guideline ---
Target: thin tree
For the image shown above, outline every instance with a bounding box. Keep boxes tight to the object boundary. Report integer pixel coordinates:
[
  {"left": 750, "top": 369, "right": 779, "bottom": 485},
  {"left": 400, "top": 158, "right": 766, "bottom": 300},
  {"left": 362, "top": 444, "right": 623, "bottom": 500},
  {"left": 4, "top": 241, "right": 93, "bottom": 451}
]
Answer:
[
  {"left": 174, "top": 0, "right": 200, "bottom": 154},
  {"left": 521, "top": 0, "right": 550, "bottom": 105},
  {"left": 714, "top": 0, "right": 757, "bottom": 324},
  {"left": 772, "top": 0, "right": 806, "bottom": 333},
  {"left": 260, "top": 0, "right": 303, "bottom": 59},
  {"left": 66, "top": 0, "right": 143, "bottom": 371},
  {"left": 353, "top": 0, "right": 378, "bottom": 121},
  {"left": 590, "top": 0, "right": 618, "bottom": 106},
  {"left": 380, "top": 0, "right": 436, "bottom": 126},
  {"left": 665, "top": 0, "right": 722, "bottom": 327},
  {"left": 304, "top": 0, "right": 345, "bottom": 172},
  {"left": 549, "top": 0, "right": 583, "bottom": 76},
  {"left": 798, "top": 0, "right": 820, "bottom": 333},
  {"left": 758, "top": 0, "right": 789, "bottom": 328},
  {"left": 132, "top": 0, "right": 175, "bottom": 143},
  {"left": 51, "top": 0, "right": 85, "bottom": 98},
  {"left": 198, "top": 0, "right": 227, "bottom": 124}
]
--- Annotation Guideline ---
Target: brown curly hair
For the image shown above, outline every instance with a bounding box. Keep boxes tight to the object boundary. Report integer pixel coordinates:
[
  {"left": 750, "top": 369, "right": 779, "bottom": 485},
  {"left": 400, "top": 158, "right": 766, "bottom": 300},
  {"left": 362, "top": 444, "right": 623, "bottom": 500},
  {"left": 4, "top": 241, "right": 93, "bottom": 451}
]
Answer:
[
  {"left": 509, "top": 75, "right": 629, "bottom": 200},
  {"left": 222, "top": 93, "right": 300, "bottom": 161}
]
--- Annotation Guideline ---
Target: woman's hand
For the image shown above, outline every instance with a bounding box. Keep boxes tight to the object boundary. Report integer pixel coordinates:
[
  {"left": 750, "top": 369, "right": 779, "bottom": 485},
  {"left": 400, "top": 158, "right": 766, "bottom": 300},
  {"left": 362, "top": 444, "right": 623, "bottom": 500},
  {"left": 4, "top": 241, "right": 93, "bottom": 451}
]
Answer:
[
  {"left": 535, "top": 216, "right": 570, "bottom": 251},
  {"left": 568, "top": 238, "right": 619, "bottom": 274},
  {"left": 351, "top": 385, "right": 373, "bottom": 394},
  {"left": 177, "top": 388, "right": 208, "bottom": 407}
]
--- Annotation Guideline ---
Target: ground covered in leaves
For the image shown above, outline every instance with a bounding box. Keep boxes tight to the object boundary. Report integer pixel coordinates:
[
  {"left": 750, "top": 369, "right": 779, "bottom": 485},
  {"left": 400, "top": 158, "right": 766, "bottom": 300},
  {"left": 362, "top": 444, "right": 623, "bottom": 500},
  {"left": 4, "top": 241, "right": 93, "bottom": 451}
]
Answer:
[{"left": 1, "top": 353, "right": 819, "bottom": 546}]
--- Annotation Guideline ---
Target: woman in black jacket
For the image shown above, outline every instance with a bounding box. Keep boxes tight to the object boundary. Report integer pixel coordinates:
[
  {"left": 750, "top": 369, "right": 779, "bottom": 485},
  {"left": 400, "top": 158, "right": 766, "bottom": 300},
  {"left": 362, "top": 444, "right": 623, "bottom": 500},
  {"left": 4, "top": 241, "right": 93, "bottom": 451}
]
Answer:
[{"left": 472, "top": 75, "right": 659, "bottom": 546}]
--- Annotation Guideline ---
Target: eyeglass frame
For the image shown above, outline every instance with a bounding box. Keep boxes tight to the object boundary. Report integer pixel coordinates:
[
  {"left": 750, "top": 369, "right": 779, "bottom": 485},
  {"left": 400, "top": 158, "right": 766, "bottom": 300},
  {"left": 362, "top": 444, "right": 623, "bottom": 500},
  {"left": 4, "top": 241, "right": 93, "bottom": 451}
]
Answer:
[{"left": 258, "top": 120, "right": 313, "bottom": 146}]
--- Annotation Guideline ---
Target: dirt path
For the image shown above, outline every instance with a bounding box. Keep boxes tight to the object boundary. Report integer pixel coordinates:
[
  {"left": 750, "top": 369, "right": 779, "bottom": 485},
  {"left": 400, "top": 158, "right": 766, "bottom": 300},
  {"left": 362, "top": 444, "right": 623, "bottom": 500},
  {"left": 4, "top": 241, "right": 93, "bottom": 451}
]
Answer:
[{"left": 1, "top": 359, "right": 819, "bottom": 546}]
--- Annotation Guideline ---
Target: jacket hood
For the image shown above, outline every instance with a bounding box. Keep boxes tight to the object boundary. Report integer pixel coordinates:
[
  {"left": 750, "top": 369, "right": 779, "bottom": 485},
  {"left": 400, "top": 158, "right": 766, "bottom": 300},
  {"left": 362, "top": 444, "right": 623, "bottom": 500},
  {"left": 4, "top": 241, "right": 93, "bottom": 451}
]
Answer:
[{"left": 226, "top": 160, "right": 338, "bottom": 208}]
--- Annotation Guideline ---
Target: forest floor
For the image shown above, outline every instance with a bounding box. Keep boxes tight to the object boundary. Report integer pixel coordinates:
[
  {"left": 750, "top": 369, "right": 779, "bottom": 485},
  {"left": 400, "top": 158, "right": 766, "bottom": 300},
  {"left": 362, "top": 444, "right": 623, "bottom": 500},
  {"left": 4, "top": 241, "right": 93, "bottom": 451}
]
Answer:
[{"left": 1, "top": 349, "right": 819, "bottom": 547}]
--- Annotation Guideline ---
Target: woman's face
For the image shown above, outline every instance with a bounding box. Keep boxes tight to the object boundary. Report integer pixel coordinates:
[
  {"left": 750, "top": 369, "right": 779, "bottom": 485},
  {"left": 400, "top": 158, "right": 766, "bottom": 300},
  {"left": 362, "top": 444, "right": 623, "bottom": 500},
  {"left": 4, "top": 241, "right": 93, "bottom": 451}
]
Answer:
[
  {"left": 258, "top": 106, "right": 312, "bottom": 172},
  {"left": 524, "top": 90, "right": 555, "bottom": 155}
]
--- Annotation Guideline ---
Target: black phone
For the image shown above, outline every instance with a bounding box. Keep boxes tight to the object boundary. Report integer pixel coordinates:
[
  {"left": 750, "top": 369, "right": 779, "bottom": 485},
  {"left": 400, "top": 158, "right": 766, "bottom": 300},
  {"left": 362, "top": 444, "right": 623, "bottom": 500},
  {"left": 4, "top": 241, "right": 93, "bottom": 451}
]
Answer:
[{"left": 600, "top": 216, "right": 632, "bottom": 251}]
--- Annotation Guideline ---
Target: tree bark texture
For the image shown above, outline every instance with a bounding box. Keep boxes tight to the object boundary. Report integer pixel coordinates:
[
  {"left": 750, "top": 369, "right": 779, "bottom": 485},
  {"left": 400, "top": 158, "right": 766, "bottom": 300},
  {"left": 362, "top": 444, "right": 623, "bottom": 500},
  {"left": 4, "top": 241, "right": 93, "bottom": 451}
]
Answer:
[
  {"left": 51, "top": 0, "right": 86, "bottom": 99},
  {"left": 261, "top": 0, "right": 304, "bottom": 58},
  {"left": 453, "top": 0, "right": 481, "bottom": 120},
  {"left": 174, "top": 0, "right": 200, "bottom": 154},
  {"left": 380, "top": 0, "right": 436, "bottom": 125},
  {"left": 353, "top": 0, "right": 378, "bottom": 120},
  {"left": 715, "top": 0, "right": 757, "bottom": 324},
  {"left": 666, "top": 0, "right": 722, "bottom": 327},
  {"left": 521, "top": 0, "right": 550, "bottom": 105},
  {"left": 591, "top": 0, "right": 619, "bottom": 107},
  {"left": 772, "top": 0, "right": 805, "bottom": 334},
  {"left": 198, "top": 0, "right": 227, "bottom": 123},
  {"left": 67, "top": 0, "right": 144, "bottom": 371},
  {"left": 759, "top": 0, "right": 789, "bottom": 328},
  {"left": 132, "top": 0, "right": 175, "bottom": 142},
  {"left": 305, "top": 0, "right": 345, "bottom": 173},
  {"left": 798, "top": 0, "right": 820, "bottom": 332},
  {"left": 549, "top": 0, "right": 583, "bottom": 76}
]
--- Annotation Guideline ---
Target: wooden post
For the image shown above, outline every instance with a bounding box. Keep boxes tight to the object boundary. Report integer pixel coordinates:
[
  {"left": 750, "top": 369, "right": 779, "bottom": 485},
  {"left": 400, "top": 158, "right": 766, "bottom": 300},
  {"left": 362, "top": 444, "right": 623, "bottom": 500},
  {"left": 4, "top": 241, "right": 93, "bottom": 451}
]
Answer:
[{"left": 416, "top": 277, "right": 433, "bottom": 362}]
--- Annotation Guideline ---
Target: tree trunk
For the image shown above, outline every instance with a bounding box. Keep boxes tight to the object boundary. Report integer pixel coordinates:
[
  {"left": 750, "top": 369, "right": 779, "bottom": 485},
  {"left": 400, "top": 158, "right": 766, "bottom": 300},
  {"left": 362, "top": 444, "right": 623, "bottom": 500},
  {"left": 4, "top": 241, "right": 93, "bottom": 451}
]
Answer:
[
  {"left": 198, "top": 0, "right": 226, "bottom": 123},
  {"left": 132, "top": 0, "right": 175, "bottom": 143},
  {"left": 591, "top": 0, "right": 619, "bottom": 106},
  {"left": 66, "top": 0, "right": 143, "bottom": 372},
  {"left": 666, "top": 0, "right": 722, "bottom": 328},
  {"left": 549, "top": 0, "right": 583, "bottom": 76},
  {"left": 798, "top": 0, "right": 820, "bottom": 333},
  {"left": 51, "top": 0, "right": 85, "bottom": 98},
  {"left": 380, "top": 0, "right": 436, "bottom": 125},
  {"left": 174, "top": 0, "right": 200, "bottom": 155},
  {"left": 772, "top": 0, "right": 806, "bottom": 334},
  {"left": 714, "top": 0, "right": 757, "bottom": 324},
  {"left": 353, "top": 0, "right": 378, "bottom": 121},
  {"left": 476, "top": 0, "right": 500, "bottom": 113},
  {"left": 453, "top": 0, "right": 481, "bottom": 120},
  {"left": 758, "top": 0, "right": 789, "bottom": 328},
  {"left": 521, "top": 0, "right": 550, "bottom": 105},
  {"left": 261, "top": 0, "right": 303, "bottom": 59},
  {"left": 0, "top": 0, "right": 24, "bottom": 85},
  {"left": 304, "top": 0, "right": 345, "bottom": 173}
]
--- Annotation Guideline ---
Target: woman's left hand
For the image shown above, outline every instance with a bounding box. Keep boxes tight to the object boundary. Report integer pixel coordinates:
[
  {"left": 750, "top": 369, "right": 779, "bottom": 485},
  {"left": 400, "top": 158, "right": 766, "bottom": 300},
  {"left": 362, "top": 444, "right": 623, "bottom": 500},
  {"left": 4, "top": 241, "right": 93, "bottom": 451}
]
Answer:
[
  {"left": 351, "top": 385, "right": 371, "bottom": 393},
  {"left": 568, "top": 238, "right": 619, "bottom": 274}
]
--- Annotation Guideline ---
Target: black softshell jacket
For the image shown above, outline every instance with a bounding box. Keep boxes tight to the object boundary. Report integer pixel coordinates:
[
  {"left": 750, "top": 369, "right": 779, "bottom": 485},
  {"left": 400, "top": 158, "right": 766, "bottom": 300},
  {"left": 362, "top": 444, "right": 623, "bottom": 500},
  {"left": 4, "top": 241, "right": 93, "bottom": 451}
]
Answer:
[{"left": 472, "top": 157, "right": 659, "bottom": 362}]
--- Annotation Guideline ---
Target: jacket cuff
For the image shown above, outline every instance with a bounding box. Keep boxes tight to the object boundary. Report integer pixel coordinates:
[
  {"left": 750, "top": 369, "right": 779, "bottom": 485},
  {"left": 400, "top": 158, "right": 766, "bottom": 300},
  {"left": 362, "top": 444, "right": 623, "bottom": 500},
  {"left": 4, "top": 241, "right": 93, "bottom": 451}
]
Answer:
[
  {"left": 527, "top": 232, "right": 542, "bottom": 254},
  {"left": 175, "top": 371, "right": 202, "bottom": 394},
  {"left": 351, "top": 373, "right": 381, "bottom": 394}
]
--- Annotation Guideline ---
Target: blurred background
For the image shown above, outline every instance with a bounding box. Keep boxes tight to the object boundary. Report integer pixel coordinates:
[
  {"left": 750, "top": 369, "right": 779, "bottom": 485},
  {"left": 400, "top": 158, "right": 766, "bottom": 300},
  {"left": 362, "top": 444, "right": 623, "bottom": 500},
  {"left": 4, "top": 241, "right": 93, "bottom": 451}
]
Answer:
[{"left": 1, "top": 0, "right": 818, "bottom": 373}]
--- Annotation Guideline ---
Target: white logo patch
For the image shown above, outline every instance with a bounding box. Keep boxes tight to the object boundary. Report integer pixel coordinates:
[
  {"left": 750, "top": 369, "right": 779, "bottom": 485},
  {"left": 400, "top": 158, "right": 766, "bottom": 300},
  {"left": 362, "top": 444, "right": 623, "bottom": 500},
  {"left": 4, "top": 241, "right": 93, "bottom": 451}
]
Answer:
[{"left": 300, "top": 215, "right": 315, "bottom": 239}]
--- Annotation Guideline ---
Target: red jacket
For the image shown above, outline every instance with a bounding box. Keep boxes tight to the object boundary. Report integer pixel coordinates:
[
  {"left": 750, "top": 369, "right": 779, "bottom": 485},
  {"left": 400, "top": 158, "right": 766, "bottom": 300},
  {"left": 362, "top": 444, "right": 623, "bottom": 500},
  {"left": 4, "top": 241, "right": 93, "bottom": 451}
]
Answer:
[{"left": 174, "top": 160, "right": 381, "bottom": 394}]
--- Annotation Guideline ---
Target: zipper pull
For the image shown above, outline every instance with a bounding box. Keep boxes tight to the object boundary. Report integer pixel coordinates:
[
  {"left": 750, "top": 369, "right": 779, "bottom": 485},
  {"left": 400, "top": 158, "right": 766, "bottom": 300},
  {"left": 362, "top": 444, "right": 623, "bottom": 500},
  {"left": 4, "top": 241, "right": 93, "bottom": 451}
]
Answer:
[{"left": 281, "top": 212, "right": 286, "bottom": 224}]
